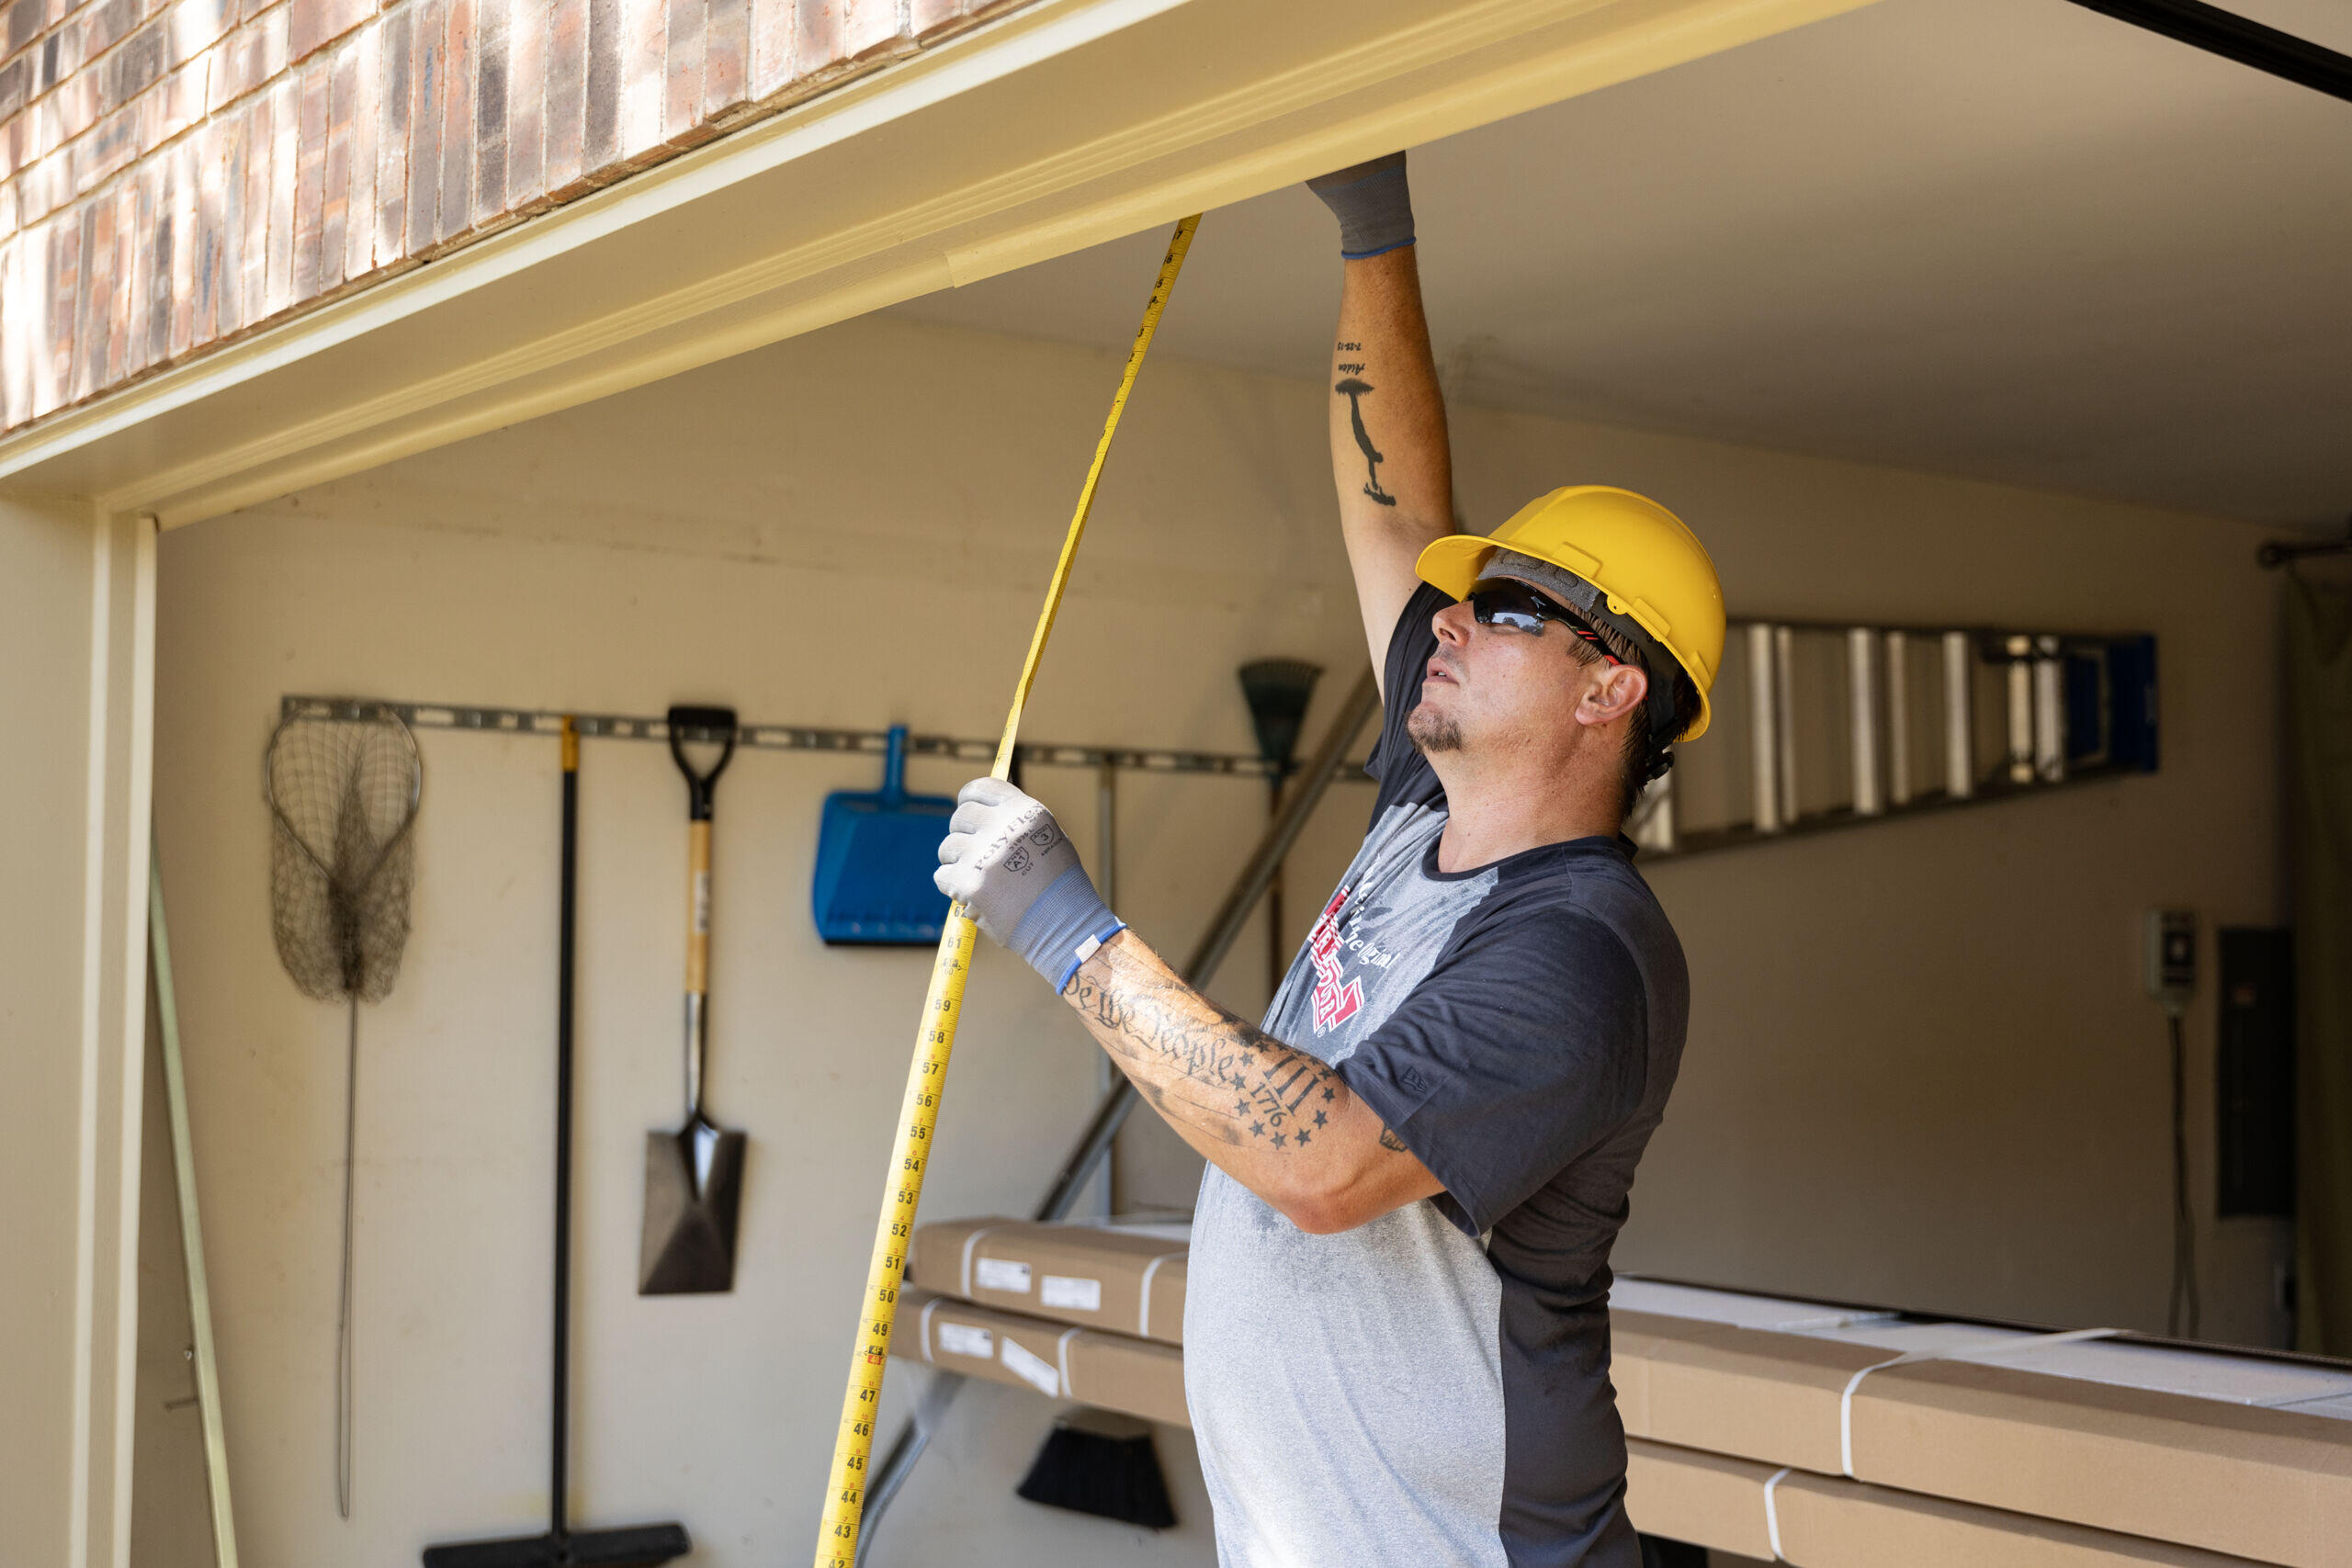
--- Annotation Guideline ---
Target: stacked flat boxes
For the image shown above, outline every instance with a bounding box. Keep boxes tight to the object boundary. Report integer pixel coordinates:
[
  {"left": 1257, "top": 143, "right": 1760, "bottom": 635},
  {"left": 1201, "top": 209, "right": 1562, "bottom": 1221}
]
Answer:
[{"left": 900, "top": 1217, "right": 2352, "bottom": 1566}]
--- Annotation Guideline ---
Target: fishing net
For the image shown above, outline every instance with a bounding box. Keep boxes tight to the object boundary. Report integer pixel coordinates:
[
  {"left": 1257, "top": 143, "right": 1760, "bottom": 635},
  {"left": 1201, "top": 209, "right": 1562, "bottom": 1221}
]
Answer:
[
  {"left": 266, "top": 708, "right": 423, "bottom": 1003},
  {"left": 264, "top": 703, "right": 422, "bottom": 1520}
]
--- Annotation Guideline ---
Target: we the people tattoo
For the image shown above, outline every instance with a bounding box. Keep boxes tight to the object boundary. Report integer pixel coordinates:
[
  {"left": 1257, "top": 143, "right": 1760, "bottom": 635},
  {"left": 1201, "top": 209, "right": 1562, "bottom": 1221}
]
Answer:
[
  {"left": 1067, "top": 952, "right": 1342, "bottom": 1153},
  {"left": 1333, "top": 362, "right": 1396, "bottom": 508}
]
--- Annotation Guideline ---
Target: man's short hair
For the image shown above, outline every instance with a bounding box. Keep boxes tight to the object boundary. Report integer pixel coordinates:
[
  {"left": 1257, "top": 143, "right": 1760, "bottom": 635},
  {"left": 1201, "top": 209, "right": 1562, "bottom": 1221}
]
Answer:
[{"left": 1560, "top": 618, "right": 1702, "bottom": 823}]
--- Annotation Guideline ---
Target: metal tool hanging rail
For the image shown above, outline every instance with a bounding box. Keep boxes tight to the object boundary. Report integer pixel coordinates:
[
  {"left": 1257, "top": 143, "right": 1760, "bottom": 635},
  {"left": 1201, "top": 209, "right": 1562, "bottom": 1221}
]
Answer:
[{"left": 277, "top": 695, "right": 1287, "bottom": 780}]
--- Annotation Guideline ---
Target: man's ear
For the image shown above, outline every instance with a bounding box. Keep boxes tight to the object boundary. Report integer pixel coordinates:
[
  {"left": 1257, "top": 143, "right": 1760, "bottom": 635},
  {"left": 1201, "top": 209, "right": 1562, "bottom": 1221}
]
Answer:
[{"left": 1576, "top": 663, "right": 1648, "bottom": 728}]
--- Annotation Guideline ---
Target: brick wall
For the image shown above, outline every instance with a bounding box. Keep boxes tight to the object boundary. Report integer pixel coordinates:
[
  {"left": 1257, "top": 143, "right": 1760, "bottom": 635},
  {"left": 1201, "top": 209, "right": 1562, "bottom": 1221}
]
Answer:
[{"left": 0, "top": 0, "right": 1016, "bottom": 433}]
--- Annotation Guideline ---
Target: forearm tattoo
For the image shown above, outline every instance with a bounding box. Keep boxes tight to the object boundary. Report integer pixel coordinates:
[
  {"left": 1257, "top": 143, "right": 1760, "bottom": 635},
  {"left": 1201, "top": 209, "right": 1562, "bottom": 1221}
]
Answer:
[
  {"left": 1065, "top": 941, "right": 1377, "bottom": 1155},
  {"left": 1333, "top": 342, "right": 1396, "bottom": 507}
]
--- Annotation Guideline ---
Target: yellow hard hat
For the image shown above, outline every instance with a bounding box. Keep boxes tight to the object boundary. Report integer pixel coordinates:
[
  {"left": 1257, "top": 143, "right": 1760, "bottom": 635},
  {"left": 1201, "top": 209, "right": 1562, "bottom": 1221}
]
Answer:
[{"left": 1415, "top": 485, "right": 1725, "bottom": 741}]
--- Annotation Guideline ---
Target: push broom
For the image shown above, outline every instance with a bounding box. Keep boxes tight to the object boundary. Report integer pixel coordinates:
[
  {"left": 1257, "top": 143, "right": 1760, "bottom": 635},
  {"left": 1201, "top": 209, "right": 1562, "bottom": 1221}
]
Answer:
[{"left": 812, "top": 212, "right": 1201, "bottom": 1568}]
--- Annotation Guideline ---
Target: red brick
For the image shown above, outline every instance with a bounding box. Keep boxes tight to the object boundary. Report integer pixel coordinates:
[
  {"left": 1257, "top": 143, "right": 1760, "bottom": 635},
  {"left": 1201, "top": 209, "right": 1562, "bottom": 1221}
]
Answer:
[
  {"left": 105, "top": 18, "right": 167, "bottom": 110},
  {"left": 469, "top": 0, "right": 500, "bottom": 219},
  {"left": 211, "top": 96, "right": 240, "bottom": 331},
  {"left": 616, "top": 0, "right": 654, "bottom": 161},
  {"left": 401, "top": 0, "right": 436, "bottom": 251},
  {"left": 165, "top": 0, "right": 232, "bottom": 67},
  {"left": 368, "top": 0, "right": 401, "bottom": 261},
  {"left": 71, "top": 99, "right": 138, "bottom": 192},
  {"left": 661, "top": 0, "right": 696, "bottom": 141},
  {"left": 0, "top": 55, "right": 28, "bottom": 117},
  {"left": 76, "top": 0, "right": 136, "bottom": 65},
  {"left": 104, "top": 178, "right": 133, "bottom": 367},
  {"left": 262, "top": 71, "right": 289, "bottom": 310},
  {"left": 699, "top": 0, "right": 737, "bottom": 115},
  {"left": 67, "top": 195, "right": 96, "bottom": 398},
  {"left": 141, "top": 158, "right": 168, "bottom": 366},
  {"left": 286, "top": 0, "right": 364, "bottom": 63},
  {"left": 206, "top": 2, "right": 286, "bottom": 110},
  {"left": 6, "top": 0, "right": 46, "bottom": 60},
  {"left": 501, "top": 0, "right": 538, "bottom": 202},
  {"left": 433, "top": 0, "right": 466, "bottom": 239},
  {"left": 288, "top": 51, "right": 318, "bottom": 294},
  {"left": 153, "top": 50, "right": 205, "bottom": 136},
  {"left": 51, "top": 62, "right": 96, "bottom": 139},
  {"left": 744, "top": 0, "right": 784, "bottom": 98},
  {"left": 78, "top": 191, "right": 109, "bottom": 386},
  {"left": 338, "top": 11, "right": 368, "bottom": 276},
  {"left": 0, "top": 177, "right": 17, "bottom": 232},
  {"left": 907, "top": 0, "right": 963, "bottom": 35},
  {"left": 795, "top": 0, "right": 895, "bottom": 74},
  {"left": 236, "top": 76, "right": 262, "bottom": 317},
  {"left": 166, "top": 141, "right": 192, "bottom": 351},
  {"left": 130, "top": 159, "right": 159, "bottom": 367},
  {"left": 576, "top": 0, "right": 609, "bottom": 170},
  {"left": 315, "top": 38, "right": 348, "bottom": 285},
  {"left": 18, "top": 149, "right": 67, "bottom": 222},
  {"left": 538, "top": 0, "right": 577, "bottom": 186},
  {"left": 190, "top": 114, "right": 221, "bottom": 343},
  {"left": 46, "top": 214, "right": 76, "bottom": 410}
]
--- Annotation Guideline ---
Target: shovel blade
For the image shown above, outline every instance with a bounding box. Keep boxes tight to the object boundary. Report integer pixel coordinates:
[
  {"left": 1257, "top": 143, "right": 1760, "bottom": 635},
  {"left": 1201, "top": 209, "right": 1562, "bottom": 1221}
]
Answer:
[{"left": 639, "top": 1126, "right": 745, "bottom": 1294}]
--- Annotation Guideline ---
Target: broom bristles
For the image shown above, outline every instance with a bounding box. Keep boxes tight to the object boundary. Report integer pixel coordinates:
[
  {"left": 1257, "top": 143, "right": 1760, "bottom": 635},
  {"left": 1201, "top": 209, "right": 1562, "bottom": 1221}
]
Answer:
[{"left": 1015, "top": 1415, "right": 1177, "bottom": 1530}]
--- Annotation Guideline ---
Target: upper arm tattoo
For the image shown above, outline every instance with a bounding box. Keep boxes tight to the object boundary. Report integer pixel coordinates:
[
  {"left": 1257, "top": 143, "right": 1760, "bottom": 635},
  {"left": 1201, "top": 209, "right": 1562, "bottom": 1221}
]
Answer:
[{"left": 1377, "top": 1125, "right": 1409, "bottom": 1153}]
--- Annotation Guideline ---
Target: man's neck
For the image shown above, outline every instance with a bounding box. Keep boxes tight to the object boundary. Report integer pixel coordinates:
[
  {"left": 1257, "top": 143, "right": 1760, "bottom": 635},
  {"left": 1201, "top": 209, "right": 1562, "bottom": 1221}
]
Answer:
[{"left": 1424, "top": 749, "right": 1622, "bottom": 874}]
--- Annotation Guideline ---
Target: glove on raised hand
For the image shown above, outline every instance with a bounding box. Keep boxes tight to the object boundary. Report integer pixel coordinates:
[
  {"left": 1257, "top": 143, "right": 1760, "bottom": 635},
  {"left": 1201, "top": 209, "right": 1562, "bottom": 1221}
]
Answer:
[
  {"left": 1306, "top": 151, "right": 1415, "bottom": 260},
  {"left": 934, "top": 777, "right": 1125, "bottom": 991}
]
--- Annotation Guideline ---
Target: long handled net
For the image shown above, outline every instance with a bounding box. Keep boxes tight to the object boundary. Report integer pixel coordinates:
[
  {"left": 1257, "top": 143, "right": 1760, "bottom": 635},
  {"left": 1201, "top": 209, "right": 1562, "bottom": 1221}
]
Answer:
[
  {"left": 265, "top": 705, "right": 423, "bottom": 1520},
  {"left": 813, "top": 214, "right": 1200, "bottom": 1566}
]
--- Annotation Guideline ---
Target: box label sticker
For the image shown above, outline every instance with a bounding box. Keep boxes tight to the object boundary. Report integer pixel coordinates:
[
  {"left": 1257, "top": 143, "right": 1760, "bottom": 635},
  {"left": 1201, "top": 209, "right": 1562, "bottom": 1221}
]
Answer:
[
  {"left": 936, "top": 1323, "right": 993, "bottom": 1360},
  {"left": 1001, "top": 1337, "right": 1063, "bottom": 1397},
  {"left": 1041, "top": 1275, "right": 1102, "bottom": 1313},
  {"left": 975, "top": 1258, "right": 1032, "bottom": 1294}
]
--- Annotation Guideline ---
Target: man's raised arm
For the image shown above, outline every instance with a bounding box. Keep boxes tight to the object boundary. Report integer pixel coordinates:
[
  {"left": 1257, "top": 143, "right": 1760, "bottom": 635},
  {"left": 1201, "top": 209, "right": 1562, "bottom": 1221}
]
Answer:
[{"left": 1311, "top": 153, "right": 1455, "bottom": 687}]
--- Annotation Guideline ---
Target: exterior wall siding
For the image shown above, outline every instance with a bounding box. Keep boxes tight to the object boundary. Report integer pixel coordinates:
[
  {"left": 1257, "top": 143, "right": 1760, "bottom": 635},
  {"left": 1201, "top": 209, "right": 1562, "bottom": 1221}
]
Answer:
[{"left": 0, "top": 0, "right": 1019, "bottom": 432}]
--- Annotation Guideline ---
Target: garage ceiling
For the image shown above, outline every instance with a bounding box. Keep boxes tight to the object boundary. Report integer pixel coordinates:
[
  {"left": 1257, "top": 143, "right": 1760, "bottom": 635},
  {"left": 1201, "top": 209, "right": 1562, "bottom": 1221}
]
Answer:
[{"left": 891, "top": 0, "right": 2352, "bottom": 529}]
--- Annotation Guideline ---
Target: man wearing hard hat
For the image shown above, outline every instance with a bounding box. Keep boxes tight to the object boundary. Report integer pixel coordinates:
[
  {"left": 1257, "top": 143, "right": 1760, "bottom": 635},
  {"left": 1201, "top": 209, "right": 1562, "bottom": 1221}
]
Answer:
[{"left": 937, "top": 152, "right": 1724, "bottom": 1568}]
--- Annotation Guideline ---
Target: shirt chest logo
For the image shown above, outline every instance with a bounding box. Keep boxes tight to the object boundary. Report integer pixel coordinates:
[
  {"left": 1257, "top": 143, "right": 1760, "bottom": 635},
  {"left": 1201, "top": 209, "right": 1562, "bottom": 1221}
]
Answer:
[{"left": 1307, "top": 887, "right": 1366, "bottom": 1035}]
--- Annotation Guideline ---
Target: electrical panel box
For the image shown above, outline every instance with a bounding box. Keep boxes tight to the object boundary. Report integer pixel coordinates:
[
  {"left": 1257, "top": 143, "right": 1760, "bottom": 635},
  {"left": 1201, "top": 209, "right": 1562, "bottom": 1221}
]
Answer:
[{"left": 2217, "top": 927, "right": 2294, "bottom": 1219}]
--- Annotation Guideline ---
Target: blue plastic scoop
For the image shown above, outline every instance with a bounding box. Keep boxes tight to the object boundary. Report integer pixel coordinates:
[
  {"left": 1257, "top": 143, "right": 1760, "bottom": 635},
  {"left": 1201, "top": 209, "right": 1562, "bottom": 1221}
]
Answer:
[{"left": 811, "top": 726, "right": 956, "bottom": 945}]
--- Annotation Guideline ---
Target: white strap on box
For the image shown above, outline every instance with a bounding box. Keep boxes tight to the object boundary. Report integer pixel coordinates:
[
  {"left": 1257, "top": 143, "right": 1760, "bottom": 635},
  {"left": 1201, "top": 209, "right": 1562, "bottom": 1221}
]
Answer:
[
  {"left": 1761, "top": 1466, "right": 1792, "bottom": 1561},
  {"left": 959, "top": 1224, "right": 1001, "bottom": 1298},
  {"left": 1838, "top": 1325, "right": 2120, "bottom": 1475},
  {"left": 1056, "top": 1326, "right": 1081, "bottom": 1399},
  {"left": 920, "top": 1294, "right": 942, "bottom": 1363},
  {"left": 1137, "top": 1248, "right": 1187, "bottom": 1340}
]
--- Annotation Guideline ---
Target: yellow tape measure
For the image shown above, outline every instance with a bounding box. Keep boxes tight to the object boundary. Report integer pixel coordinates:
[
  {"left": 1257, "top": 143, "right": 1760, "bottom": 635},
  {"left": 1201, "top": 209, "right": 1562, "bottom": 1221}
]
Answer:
[{"left": 814, "top": 212, "right": 1200, "bottom": 1568}]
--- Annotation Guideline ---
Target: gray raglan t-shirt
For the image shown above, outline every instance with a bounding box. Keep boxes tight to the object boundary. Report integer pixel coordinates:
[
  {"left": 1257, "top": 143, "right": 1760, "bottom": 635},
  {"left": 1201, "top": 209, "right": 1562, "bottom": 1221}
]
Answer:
[{"left": 1184, "top": 583, "right": 1690, "bottom": 1568}]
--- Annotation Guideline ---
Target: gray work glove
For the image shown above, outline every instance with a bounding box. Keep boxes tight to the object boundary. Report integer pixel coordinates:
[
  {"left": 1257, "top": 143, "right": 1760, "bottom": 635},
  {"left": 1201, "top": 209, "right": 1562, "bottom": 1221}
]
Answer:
[
  {"left": 1306, "top": 151, "right": 1415, "bottom": 260},
  {"left": 934, "top": 778, "right": 1125, "bottom": 990}
]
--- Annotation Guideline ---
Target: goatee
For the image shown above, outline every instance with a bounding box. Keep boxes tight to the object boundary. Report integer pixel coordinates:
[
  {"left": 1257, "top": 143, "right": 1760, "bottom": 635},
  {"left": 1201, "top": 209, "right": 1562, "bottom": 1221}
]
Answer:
[{"left": 1407, "top": 704, "right": 1462, "bottom": 754}]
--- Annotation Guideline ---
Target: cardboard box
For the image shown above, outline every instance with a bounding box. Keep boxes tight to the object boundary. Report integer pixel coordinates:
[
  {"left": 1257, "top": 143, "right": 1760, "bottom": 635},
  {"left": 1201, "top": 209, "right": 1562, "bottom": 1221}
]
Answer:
[
  {"left": 908, "top": 1217, "right": 1189, "bottom": 1345},
  {"left": 1770, "top": 1470, "right": 2269, "bottom": 1567},
  {"left": 1623, "top": 1438, "right": 1781, "bottom": 1560},
  {"left": 1611, "top": 1308, "right": 1892, "bottom": 1472},
  {"left": 894, "top": 1289, "right": 1189, "bottom": 1427},
  {"left": 1849, "top": 1356, "right": 2352, "bottom": 1568}
]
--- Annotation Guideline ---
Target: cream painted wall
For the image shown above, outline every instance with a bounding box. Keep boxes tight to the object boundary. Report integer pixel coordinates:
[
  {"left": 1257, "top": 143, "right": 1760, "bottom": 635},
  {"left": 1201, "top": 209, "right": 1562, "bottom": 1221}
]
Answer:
[
  {"left": 1, "top": 499, "right": 100, "bottom": 1568},
  {"left": 145, "top": 310, "right": 2289, "bottom": 1566}
]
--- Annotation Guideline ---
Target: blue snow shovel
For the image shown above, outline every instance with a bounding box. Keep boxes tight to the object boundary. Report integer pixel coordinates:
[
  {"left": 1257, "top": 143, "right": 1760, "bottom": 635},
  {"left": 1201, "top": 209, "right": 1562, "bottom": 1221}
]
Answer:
[{"left": 811, "top": 726, "right": 956, "bottom": 945}]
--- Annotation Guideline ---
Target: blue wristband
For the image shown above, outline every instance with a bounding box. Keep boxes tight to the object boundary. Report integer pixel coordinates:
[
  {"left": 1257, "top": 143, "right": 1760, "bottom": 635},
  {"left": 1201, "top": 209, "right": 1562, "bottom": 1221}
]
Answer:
[{"left": 1007, "top": 863, "right": 1127, "bottom": 991}]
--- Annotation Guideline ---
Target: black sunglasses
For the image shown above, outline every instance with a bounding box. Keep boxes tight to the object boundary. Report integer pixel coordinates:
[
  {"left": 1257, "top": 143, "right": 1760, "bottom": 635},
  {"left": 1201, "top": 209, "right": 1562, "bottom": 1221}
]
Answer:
[{"left": 1468, "top": 582, "right": 1624, "bottom": 666}]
